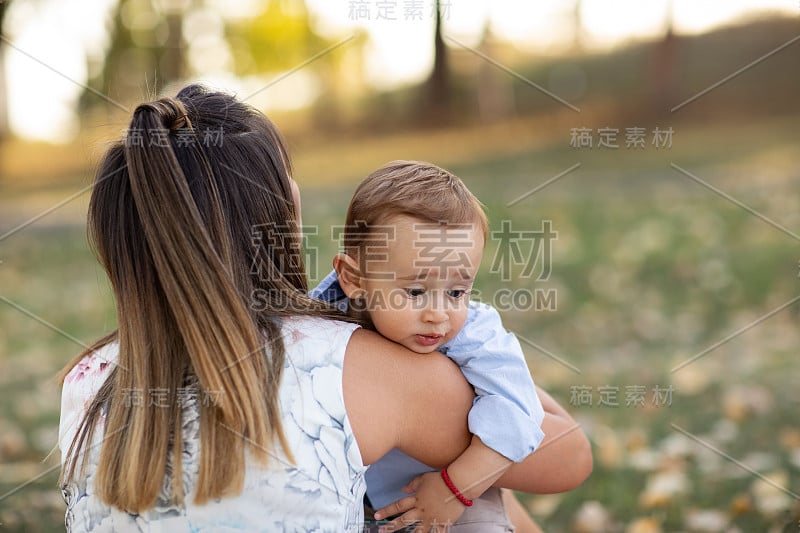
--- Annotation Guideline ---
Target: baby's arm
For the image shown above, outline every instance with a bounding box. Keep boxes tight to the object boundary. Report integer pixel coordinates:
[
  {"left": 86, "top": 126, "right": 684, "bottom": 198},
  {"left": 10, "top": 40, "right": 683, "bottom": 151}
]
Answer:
[
  {"left": 375, "top": 301, "right": 545, "bottom": 530},
  {"left": 377, "top": 386, "right": 592, "bottom": 531},
  {"left": 446, "top": 301, "right": 546, "bottom": 460},
  {"left": 375, "top": 435, "right": 511, "bottom": 531}
]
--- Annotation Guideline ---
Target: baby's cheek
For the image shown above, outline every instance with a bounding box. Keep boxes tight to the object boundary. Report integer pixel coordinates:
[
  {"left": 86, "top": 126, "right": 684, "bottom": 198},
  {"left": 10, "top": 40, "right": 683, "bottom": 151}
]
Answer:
[{"left": 452, "top": 310, "right": 469, "bottom": 331}]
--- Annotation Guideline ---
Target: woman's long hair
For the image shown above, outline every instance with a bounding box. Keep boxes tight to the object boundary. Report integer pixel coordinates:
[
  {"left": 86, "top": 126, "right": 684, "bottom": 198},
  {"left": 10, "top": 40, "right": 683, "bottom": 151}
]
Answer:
[{"left": 59, "top": 84, "right": 344, "bottom": 512}]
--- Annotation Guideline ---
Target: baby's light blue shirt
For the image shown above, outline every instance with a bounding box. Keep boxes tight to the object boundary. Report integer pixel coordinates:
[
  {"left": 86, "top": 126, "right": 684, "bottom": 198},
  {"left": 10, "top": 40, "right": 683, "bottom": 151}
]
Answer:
[{"left": 309, "top": 270, "right": 545, "bottom": 509}]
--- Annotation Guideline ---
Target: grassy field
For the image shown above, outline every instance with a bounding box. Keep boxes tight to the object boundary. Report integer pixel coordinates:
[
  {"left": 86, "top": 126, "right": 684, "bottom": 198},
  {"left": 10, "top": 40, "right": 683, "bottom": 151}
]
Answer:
[{"left": 1, "top": 113, "right": 799, "bottom": 532}]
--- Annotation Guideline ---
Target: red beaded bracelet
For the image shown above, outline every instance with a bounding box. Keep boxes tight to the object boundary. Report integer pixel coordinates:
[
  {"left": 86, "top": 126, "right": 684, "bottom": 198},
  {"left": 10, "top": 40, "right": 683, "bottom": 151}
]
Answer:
[{"left": 440, "top": 468, "right": 473, "bottom": 507}]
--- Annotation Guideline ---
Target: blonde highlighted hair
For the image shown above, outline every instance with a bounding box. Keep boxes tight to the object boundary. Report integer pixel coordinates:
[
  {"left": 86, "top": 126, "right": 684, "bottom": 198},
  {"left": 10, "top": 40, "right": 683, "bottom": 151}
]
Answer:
[{"left": 59, "top": 85, "right": 346, "bottom": 512}]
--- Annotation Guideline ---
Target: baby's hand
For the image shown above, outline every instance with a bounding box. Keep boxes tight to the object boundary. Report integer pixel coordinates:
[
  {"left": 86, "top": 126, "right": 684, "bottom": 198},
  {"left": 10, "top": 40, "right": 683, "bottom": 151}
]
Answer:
[{"left": 374, "top": 471, "right": 467, "bottom": 532}]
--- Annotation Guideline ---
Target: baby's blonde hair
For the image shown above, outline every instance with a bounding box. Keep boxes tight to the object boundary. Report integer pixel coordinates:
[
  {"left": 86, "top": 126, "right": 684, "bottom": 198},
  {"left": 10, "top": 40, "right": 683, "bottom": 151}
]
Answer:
[{"left": 343, "top": 160, "right": 488, "bottom": 255}]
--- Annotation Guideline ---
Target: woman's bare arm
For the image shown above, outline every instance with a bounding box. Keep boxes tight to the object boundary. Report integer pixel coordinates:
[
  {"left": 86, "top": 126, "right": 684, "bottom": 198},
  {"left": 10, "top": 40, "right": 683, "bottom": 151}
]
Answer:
[
  {"left": 344, "top": 331, "right": 591, "bottom": 492},
  {"left": 496, "top": 386, "right": 593, "bottom": 493},
  {"left": 343, "top": 328, "right": 474, "bottom": 467}
]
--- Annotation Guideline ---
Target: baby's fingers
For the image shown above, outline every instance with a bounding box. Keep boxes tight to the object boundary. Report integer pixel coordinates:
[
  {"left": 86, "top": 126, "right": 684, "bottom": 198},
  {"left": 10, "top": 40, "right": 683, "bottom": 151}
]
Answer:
[
  {"left": 378, "top": 510, "right": 420, "bottom": 533},
  {"left": 373, "top": 496, "right": 417, "bottom": 521},
  {"left": 402, "top": 476, "right": 423, "bottom": 494}
]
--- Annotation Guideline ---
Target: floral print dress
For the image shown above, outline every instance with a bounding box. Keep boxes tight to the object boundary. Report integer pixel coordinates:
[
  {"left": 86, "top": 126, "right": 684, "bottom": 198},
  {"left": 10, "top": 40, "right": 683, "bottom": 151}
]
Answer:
[{"left": 59, "top": 317, "right": 366, "bottom": 532}]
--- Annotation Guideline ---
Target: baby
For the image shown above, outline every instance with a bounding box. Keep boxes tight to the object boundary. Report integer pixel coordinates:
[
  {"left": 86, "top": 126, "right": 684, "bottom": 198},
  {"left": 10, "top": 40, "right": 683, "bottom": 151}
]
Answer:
[{"left": 310, "top": 160, "right": 546, "bottom": 531}]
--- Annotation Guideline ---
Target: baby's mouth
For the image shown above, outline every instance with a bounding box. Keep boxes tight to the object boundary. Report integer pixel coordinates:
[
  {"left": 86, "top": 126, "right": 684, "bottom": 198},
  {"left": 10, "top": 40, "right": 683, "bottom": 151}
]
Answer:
[{"left": 415, "top": 333, "right": 444, "bottom": 346}]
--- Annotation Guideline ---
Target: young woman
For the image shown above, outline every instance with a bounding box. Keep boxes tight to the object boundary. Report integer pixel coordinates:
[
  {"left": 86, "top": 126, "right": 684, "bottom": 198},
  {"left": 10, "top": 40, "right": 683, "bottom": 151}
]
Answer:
[{"left": 58, "top": 84, "right": 591, "bottom": 532}]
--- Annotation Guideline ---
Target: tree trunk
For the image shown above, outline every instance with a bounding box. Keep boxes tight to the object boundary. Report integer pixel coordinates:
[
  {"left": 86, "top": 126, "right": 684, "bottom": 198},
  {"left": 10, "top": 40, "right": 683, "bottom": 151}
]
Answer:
[
  {"left": 425, "top": 0, "right": 449, "bottom": 121},
  {"left": 649, "top": 0, "right": 676, "bottom": 116},
  {"left": 572, "top": 0, "right": 582, "bottom": 52},
  {"left": 0, "top": 1, "right": 10, "bottom": 143},
  {"left": 161, "top": 12, "right": 184, "bottom": 85},
  {"left": 477, "top": 22, "right": 512, "bottom": 121}
]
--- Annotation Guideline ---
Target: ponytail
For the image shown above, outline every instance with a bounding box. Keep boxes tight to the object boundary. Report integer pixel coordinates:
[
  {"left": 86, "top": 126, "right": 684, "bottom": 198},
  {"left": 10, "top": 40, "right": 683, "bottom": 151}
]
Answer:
[{"left": 61, "top": 94, "right": 296, "bottom": 512}]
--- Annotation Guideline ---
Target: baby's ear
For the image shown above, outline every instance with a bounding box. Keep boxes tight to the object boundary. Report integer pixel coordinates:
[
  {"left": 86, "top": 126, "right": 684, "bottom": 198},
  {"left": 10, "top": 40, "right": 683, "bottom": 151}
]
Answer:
[{"left": 333, "top": 253, "right": 363, "bottom": 299}]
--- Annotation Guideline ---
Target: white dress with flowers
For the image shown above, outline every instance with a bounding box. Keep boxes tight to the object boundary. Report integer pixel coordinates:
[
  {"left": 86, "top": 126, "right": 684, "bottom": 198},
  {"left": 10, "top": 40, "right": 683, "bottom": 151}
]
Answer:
[{"left": 59, "top": 317, "right": 366, "bottom": 533}]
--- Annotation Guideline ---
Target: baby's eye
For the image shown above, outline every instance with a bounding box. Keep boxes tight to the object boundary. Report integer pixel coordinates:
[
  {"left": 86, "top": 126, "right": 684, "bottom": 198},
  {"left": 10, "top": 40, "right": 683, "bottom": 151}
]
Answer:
[
  {"left": 446, "top": 289, "right": 468, "bottom": 300},
  {"left": 405, "top": 288, "right": 426, "bottom": 298}
]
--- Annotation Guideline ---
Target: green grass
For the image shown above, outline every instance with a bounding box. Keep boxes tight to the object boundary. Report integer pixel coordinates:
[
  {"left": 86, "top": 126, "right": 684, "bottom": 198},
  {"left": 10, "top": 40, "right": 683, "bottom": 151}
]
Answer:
[{"left": 1, "top": 115, "right": 799, "bottom": 532}]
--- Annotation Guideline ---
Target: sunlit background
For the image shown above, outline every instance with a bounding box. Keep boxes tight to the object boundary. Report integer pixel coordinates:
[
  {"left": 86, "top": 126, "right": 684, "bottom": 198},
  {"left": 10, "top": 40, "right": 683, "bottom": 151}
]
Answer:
[
  {"left": 1, "top": 1, "right": 799, "bottom": 532},
  {"left": 4, "top": 0, "right": 797, "bottom": 141}
]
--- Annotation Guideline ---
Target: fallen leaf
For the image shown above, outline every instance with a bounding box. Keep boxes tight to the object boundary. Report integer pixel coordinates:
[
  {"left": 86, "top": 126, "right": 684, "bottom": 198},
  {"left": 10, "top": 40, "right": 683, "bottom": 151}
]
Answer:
[
  {"left": 573, "top": 501, "right": 613, "bottom": 533},
  {"left": 625, "top": 517, "right": 662, "bottom": 533},
  {"left": 685, "top": 509, "right": 729, "bottom": 532}
]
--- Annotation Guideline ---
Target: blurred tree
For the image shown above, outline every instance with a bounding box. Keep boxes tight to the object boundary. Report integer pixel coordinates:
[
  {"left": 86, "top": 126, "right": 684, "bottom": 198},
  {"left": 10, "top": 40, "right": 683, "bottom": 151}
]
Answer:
[
  {"left": 79, "top": 0, "right": 189, "bottom": 111},
  {"left": 226, "top": 0, "right": 363, "bottom": 129},
  {"left": 226, "top": 0, "right": 329, "bottom": 75},
  {"left": 424, "top": 0, "right": 450, "bottom": 120},
  {"left": 572, "top": 0, "right": 583, "bottom": 51},
  {"left": 649, "top": 0, "right": 676, "bottom": 115},
  {"left": 0, "top": 0, "right": 10, "bottom": 142},
  {"left": 476, "top": 21, "right": 513, "bottom": 121}
]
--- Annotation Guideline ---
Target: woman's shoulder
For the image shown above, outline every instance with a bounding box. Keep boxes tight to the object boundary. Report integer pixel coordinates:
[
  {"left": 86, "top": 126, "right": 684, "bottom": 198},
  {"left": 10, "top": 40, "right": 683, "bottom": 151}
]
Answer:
[
  {"left": 59, "top": 343, "right": 118, "bottom": 460},
  {"left": 63, "top": 343, "right": 118, "bottom": 387},
  {"left": 280, "top": 315, "right": 361, "bottom": 346},
  {"left": 277, "top": 316, "right": 361, "bottom": 369}
]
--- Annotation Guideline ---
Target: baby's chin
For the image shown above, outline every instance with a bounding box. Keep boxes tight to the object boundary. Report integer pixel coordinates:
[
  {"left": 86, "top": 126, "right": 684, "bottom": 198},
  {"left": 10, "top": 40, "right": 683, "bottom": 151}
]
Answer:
[{"left": 399, "top": 338, "right": 443, "bottom": 355}]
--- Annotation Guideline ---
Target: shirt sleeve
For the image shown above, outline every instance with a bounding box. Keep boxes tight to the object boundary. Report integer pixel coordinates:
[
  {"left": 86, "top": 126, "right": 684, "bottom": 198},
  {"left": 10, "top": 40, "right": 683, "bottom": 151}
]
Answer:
[
  {"left": 440, "top": 301, "right": 545, "bottom": 462},
  {"left": 308, "top": 269, "right": 349, "bottom": 312}
]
